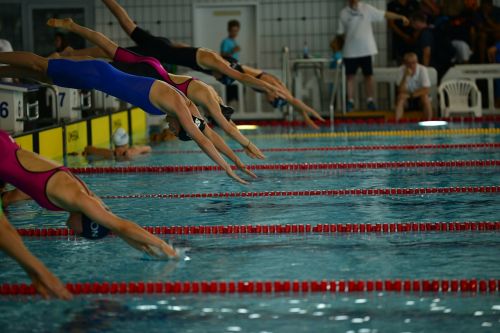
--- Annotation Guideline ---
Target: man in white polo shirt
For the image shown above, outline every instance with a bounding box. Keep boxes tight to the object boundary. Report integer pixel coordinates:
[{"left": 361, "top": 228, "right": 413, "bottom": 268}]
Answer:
[
  {"left": 338, "top": 0, "right": 409, "bottom": 112},
  {"left": 395, "top": 52, "right": 432, "bottom": 121}
]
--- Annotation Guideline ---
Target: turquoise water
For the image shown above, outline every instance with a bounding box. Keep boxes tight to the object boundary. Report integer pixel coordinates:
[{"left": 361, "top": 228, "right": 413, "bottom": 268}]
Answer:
[{"left": 1, "top": 123, "right": 499, "bottom": 332}]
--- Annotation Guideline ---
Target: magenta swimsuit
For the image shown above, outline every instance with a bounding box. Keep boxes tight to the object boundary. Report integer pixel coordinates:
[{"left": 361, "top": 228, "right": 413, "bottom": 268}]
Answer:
[
  {"left": 113, "top": 47, "right": 196, "bottom": 96},
  {"left": 0, "top": 130, "right": 68, "bottom": 211}
]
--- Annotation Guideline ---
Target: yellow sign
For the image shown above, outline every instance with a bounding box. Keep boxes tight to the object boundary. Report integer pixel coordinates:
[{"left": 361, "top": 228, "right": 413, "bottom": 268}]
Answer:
[
  {"left": 111, "top": 111, "right": 129, "bottom": 134},
  {"left": 39, "top": 128, "right": 63, "bottom": 160},
  {"left": 65, "top": 121, "right": 88, "bottom": 154},
  {"left": 91, "top": 116, "right": 110, "bottom": 148},
  {"left": 14, "top": 135, "right": 33, "bottom": 152}
]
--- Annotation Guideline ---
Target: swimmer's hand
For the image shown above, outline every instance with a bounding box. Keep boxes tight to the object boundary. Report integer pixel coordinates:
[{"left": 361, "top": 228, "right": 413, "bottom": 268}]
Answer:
[
  {"left": 236, "top": 162, "right": 258, "bottom": 179},
  {"left": 303, "top": 113, "right": 320, "bottom": 130},
  {"left": 148, "top": 244, "right": 190, "bottom": 261},
  {"left": 226, "top": 168, "right": 249, "bottom": 185},
  {"left": 28, "top": 265, "right": 72, "bottom": 300},
  {"left": 243, "top": 142, "right": 266, "bottom": 160}
]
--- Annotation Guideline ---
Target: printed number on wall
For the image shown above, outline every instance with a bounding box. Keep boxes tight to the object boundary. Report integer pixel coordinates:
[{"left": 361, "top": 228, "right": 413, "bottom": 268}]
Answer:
[
  {"left": 0, "top": 101, "right": 9, "bottom": 118},
  {"left": 59, "top": 92, "right": 66, "bottom": 107}
]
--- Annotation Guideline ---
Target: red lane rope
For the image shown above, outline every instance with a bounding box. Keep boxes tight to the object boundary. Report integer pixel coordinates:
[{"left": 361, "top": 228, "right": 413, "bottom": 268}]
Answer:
[
  {"left": 71, "top": 160, "right": 500, "bottom": 174},
  {"left": 153, "top": 143, "right": 500, "bottom": 155},
  {"left": 1, "top": 279, "right": 498, "bottom": 296},
  {"left": 99, "top": 185, "right": 500, "bottom": 200},
  {"left": 16, "top": 221, "right": 500, "bottom": 238},
  {"left": 233, "top": 115, "right": 500, "bottom": 126}
]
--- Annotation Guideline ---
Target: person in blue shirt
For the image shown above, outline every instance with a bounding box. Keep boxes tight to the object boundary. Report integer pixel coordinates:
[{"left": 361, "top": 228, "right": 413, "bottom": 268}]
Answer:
[
  {"left": 220, "top": 20, "right": 241, "bottom": 102},
  {"left": 220, "top": 20, "right": 241, "bottom": 61}
]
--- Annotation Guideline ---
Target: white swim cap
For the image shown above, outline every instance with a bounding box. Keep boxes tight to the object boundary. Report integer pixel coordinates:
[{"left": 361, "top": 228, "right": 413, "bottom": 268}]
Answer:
[{"left": 112, "top": 127, "right": 129, "bottom": 147}]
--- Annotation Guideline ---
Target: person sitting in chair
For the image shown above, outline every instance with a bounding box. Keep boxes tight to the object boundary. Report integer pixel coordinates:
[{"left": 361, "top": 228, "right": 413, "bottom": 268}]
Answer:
[{"left": 395, "top": 52, "right": 433, "bottom": 122}]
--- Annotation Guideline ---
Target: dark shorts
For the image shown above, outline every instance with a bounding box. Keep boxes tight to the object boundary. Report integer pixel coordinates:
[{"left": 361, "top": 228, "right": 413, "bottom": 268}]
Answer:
[{"left": 344, "top": 56, "right": 373, "bottom": 76}]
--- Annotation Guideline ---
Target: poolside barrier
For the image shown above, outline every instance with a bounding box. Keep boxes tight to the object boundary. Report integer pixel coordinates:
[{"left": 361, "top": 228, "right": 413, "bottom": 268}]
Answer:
[
  {"left": 152, "top": 143, "right": 500, "bottom": 155},
  {"left": 1, "top": 279, "right": 498, "bottom": 296},
  {"left": 16, "top": 221, "right": 500, "bottom": 238},
  {"left": 71, "top": 160, "right": 500, "bottom": 174}
]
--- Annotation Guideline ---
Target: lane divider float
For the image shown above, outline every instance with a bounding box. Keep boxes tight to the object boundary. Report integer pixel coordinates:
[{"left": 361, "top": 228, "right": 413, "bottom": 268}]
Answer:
[
  {"left": 234, "top": 116, "right": 500, "bottom": 127},
  {"left": 16, "top": 221, "right": 500, "bottom": 238},
  {"left": 98, "top": 185, "right": 500, "bottom": 200},
  {"left": 71, "top": 160, "right": 500, "bottom": 174},
  {"left": 246, "top": 128, "right": 500, "bottom": 139},
  {"left": 152, "top": 143, "right": 500, "bottom": 155},
  {"left": 1, "top": 279, "right": 498, "bottom": 296}
]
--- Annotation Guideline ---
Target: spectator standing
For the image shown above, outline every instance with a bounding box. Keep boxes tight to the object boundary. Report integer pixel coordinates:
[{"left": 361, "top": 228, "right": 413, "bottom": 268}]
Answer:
[
  {"left": 478, "top": 0, "right": 500, "bottom": 63},
  {"left": 387, "top": 0, "right": 420, "bottom": 64},
  {"left": 420, "top": 0, "right": 441, "bottom": 24},
  {"left": 449, "top": 0, "right": 480, "bottom": 64},
  {"left": 220, "top": 19, "right": 241, "bottom": 103},
  {"left": 337, "top": 0, "right": 409, "bottom": 112},
  {"left": 410, "top": 12, "right": 434, "bottom": 67},
  {"left": 395, "top": 52, "right": 432, "bottom": 121}
]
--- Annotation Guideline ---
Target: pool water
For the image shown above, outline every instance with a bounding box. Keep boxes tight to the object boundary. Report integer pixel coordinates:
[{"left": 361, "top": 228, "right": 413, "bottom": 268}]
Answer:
[{"left": 1, "top": 123, "right": 499, "bottom": 333}]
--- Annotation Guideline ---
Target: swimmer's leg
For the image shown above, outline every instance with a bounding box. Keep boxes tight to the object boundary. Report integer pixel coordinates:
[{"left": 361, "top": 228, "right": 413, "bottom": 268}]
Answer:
[
  {"left": 47, "top": 18, "right": 118, "bottom": 59},
  {"left": 0, "top": 52, "right": 48, "bottom": 73},
  {"left": 102, "top": 0, "right": 137, "bottom": 36},
  {"left": 0, "top": 65, "right": 50, "bottom": 83},
  {"left": 60, "top": 46, "right": 108, "bottom": 59}
]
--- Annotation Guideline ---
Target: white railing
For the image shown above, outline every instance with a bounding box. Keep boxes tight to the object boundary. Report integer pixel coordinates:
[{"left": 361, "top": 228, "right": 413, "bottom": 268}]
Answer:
[{"left": 441, "top": 64, "right": 500, "bottom": 114}]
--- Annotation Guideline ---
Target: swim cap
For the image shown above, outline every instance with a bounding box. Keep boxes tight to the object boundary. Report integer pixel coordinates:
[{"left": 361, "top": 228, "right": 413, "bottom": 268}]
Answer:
[
  {"left": 178, "top": 116, "right": 206, "bottom": 141},
  {"left": 112, "top": 128, "right": 129, "bottom": 147},
  {"left": 81, "top": 215, "right": 110, "bottom": 240},
  {"left": 271, "top": 98, "right": 288, "bottom": 108},
  {"left": 220, "top": 104, "right": 235, "bottom": 121}
]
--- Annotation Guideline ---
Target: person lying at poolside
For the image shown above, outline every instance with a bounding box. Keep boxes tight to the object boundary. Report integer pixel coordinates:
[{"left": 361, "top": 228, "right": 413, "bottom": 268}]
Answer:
[
  {"left": 0, "top": 52, "right": 251, "bottom": 184},
  {"left": 80, "top": 127, "right": 152, "bottom": 160},
  {"left": 0, "top": 189, "right": 72, "bottom": 300},
  {"left": 49, "top": 18, "right": 265, "bottom": 158},
  {"left": 0, "top": 129, "right": 179, "bottom": 259}
]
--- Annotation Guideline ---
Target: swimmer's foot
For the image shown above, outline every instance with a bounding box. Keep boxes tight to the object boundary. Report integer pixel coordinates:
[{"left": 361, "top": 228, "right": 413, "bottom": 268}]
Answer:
[{"left": 47, "top": 18, "right": 74, "bottom": 30}]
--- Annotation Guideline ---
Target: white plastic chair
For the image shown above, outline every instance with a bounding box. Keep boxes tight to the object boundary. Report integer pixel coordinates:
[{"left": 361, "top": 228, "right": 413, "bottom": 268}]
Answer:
[{"left": 438, "top": 80, "right": 482, "bottom": 117}]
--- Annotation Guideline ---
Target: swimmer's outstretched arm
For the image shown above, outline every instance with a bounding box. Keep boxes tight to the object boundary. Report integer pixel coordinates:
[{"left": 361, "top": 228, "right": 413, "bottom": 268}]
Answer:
[
  {"left": 190, "top": 82, "right": 265, "bottom": 159},
  {"left": 0, "top": 214, "right": 72, "bottom": 300},
  {"left": 242, "top": 66, "right": 325, "bottom": 129},
  {"left": 203, "top": 127, "right": 257, "bottom": 179},
  {"left": 152, "top": 83, "right": 249, "bottom": 185},
  {"left": 83, "top": 146, "right": 115, "bottom": 159},
  {"left": 125, "top": 145, "right": 152, "bottom": 158},
  {"left": 203, "top": 52, "right": 284, "bottom": 100},
  {"left": 59, "top": 190, "right": 178, "bottom": 258}
]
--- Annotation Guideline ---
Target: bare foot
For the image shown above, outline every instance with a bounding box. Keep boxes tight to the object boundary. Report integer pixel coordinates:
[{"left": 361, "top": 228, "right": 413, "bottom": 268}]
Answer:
[{"left": 47, "top": 18, "right": 74, "bottom": 30}]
